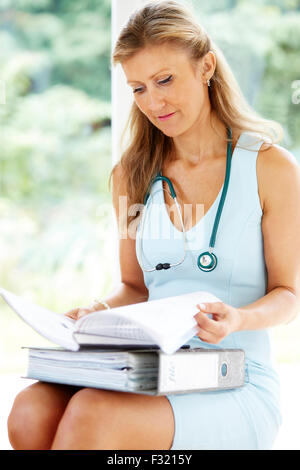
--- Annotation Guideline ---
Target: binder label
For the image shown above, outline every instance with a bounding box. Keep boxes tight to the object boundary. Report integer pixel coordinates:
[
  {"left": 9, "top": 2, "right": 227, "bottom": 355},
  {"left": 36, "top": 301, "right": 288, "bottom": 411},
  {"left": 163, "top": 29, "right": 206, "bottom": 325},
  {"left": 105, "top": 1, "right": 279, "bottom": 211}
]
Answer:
[{"left": 159, "top": 351, "right": 219, "bottom": 393}]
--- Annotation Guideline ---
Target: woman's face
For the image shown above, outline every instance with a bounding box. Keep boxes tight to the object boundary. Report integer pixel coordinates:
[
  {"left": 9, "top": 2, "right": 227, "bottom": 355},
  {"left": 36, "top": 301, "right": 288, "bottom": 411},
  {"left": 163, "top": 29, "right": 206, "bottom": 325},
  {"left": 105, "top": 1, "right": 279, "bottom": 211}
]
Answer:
[{"left": 122, "top": 43, "right": 213, "bottom": 138}]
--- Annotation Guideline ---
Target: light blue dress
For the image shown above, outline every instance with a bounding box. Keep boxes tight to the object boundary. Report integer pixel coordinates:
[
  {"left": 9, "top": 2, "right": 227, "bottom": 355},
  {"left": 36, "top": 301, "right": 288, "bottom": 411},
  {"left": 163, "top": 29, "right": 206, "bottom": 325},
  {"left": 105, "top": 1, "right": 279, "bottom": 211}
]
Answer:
[{"left": 135, "top": 132, "right": 282, "bottom": 450}]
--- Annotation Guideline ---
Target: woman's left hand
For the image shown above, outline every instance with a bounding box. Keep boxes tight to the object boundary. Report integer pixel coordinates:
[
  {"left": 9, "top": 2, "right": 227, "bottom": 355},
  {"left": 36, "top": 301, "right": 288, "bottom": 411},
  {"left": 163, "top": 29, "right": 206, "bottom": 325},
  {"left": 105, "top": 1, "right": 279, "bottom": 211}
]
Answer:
[{"left": 194, "top": 301, "right": 242, "bottom": 344}]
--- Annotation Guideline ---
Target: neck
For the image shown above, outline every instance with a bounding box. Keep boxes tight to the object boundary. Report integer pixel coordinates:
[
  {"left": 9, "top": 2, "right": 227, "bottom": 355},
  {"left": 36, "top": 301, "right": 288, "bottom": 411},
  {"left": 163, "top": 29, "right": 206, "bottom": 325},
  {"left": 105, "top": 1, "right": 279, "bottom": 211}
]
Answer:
[{"left": 170, "top": 111, "right": 229, "bottom": 167}]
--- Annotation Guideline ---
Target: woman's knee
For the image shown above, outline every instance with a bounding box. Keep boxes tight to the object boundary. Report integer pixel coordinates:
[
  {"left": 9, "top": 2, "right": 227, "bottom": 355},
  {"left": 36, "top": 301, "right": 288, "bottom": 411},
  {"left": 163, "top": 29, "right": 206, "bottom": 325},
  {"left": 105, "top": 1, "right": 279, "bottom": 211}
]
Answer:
[
  {"left": 7, "top": 382, "right": 77, "bottom": 450},
  {"left": 52, "top": 388, "right": 174, "bottom": 450},
  {"left": 59, "top": 388, "right": 109, "bottom": 427},
  {"left": 51, "top": 388, "right": 119, "bottom": 449},
  {"left": 8, "top": 386, "right": 47, "bottom": 449}
]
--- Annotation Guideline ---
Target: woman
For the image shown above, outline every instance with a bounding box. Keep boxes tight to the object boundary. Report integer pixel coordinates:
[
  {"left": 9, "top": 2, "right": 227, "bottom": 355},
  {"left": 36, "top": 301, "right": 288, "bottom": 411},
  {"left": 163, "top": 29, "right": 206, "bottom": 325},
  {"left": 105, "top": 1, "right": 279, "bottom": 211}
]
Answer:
[{"left": 8, "top": 1, "right": 300, "bottom": 450}]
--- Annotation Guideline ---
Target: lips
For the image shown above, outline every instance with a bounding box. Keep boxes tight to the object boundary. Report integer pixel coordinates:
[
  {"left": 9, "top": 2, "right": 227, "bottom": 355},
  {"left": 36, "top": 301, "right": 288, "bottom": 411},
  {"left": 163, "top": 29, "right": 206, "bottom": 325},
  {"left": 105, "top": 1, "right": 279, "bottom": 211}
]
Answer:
[
  {"left": 158, "top": 112, "right": 175, "bottom": 120},
  {"left": 158, "top": 113, "right": 174, "bottom": 119}
]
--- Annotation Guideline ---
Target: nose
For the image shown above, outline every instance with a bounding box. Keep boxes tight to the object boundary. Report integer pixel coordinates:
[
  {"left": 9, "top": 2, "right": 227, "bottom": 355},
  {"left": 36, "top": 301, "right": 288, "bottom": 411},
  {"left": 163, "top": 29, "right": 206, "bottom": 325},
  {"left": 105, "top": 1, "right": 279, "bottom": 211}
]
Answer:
[{"left": 146, "top": 87, "right": 166, "bottom": 113}]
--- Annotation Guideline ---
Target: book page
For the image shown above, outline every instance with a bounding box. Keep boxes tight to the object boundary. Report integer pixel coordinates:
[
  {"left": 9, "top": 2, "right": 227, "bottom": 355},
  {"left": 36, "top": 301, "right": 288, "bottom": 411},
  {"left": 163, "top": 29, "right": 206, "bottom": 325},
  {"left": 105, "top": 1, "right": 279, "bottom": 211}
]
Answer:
[
  {"left": 76, "top": 291, "right": 221, "bottom": 353},
  {"left": 0, "top": 288, "right": 79, "bottom": 351},
  {"left": 76, "top": 315, "right": 155, "bottom": 342}
]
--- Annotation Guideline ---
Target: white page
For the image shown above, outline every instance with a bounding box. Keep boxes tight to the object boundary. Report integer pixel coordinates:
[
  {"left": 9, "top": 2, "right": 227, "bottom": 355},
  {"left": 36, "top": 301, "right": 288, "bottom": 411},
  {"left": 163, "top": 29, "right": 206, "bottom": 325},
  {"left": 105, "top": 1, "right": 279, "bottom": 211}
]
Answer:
[
  {"left": 76, "top": 316, "right": 155, "bottom": 341},
  {"left": 1, "top": 286, "right": 221, "bottom": 354},
  {"left": 77, "top": 291, "right": 221, "bottom": 353},
  {"left": 0, "top": 288, "right": 79, "bottom": 351}
]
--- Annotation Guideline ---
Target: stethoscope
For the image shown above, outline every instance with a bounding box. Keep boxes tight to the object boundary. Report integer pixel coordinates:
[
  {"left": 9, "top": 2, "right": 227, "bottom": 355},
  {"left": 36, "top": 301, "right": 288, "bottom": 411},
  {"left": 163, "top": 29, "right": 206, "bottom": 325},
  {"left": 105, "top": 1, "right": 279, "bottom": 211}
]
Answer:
[{"left": 138, "top": 126, "right": 232, "bottom": 273}]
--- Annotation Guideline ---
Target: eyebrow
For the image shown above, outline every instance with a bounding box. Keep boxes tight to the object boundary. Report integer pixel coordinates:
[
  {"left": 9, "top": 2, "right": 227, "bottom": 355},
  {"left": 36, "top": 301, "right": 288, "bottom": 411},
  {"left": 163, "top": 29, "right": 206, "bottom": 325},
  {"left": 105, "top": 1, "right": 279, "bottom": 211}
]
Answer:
[{"left": 126, "top": 68, "right": 171, "bottom": 85}]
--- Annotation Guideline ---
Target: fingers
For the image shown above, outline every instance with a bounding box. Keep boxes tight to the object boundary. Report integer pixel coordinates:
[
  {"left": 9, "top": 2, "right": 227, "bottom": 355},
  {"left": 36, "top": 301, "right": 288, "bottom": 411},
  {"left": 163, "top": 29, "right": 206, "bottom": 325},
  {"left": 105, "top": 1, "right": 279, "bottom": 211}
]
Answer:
[
  {"left": 64, "top": 308, "right": 80, "bottom": 320},
  {"left": 195, "top": 323, "right": 228, "bottom": 344},
  {"left": 194, "top": 302, "right": 229, "bottom": 344},
  {"left": 195, "top": 312, "right": 226, "bottom": 340},
  {"left": 77, "top": 302, "right": 100, "bottom": 319},
  {"left": 64, "top": 305, "right": 96, "bottom": 320},
  {"left": 194, "top": 311, "right": 218, "bottom": 333},
  {"left": 197, "top": 302, "right": 228, "bottom": 317},
  {"left": 195, "top": 326, "right": 218, "bottom": 344},
  {"left": 77, "top": 307, "right": 93, "bottom": 319}
]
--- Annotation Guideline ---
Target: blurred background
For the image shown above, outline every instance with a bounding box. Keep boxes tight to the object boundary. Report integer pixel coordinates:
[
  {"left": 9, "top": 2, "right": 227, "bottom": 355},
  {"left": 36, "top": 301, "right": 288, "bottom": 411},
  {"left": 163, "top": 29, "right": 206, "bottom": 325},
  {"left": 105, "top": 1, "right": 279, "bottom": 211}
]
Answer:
[
  {"left": 0, "top": 0, "right": 299, "bottom": 395},
  {"left": 0, "top": 0, "right": 114, "bottom": 373}
]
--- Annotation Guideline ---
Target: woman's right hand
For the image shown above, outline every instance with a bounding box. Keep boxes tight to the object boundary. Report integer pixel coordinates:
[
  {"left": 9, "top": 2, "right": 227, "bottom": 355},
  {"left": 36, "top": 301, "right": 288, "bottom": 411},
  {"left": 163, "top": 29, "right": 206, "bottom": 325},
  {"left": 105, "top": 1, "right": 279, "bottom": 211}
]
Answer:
[{"left": 64, "top": 300, "right": 107, "bottom": 320}]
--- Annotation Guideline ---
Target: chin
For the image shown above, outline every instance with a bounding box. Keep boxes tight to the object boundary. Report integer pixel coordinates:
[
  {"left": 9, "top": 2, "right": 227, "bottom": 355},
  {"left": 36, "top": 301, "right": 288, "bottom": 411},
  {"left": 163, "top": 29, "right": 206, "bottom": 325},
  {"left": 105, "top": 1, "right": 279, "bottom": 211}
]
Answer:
[
  {"left": 162, "top": 129, "right": 186, "bottom": 139},
  {"left": 156, "top": 125, "right": 183, "bottom": 138},
  {"left": 159, "top": 129, "right": 177, "bottom": 138}
]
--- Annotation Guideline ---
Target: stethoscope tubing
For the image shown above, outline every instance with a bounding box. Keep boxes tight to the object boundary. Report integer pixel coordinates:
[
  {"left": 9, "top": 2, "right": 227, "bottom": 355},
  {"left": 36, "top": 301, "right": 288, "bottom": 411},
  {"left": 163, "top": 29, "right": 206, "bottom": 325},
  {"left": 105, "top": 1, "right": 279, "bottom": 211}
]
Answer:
[
  {"left": 138, "top": 126, "right": 233, "bottom": 273},
  {"left": 139, "top": 192, "right": 187, "bottom": 272}
]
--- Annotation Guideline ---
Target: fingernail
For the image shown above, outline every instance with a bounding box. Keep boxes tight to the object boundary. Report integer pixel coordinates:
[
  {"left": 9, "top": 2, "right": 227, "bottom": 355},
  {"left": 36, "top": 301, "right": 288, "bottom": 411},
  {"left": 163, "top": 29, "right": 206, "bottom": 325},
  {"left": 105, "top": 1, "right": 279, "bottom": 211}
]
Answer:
[{"left": 199, "top": 303, "right": 206, "bottom": 310}]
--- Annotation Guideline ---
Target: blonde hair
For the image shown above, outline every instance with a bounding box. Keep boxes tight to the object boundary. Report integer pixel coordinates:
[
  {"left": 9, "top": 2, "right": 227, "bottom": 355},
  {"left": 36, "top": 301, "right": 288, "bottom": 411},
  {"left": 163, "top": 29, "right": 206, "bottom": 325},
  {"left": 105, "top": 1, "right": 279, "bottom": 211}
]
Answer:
[{"left": 110, "top": 0, "right": 283, "bottom": 225}]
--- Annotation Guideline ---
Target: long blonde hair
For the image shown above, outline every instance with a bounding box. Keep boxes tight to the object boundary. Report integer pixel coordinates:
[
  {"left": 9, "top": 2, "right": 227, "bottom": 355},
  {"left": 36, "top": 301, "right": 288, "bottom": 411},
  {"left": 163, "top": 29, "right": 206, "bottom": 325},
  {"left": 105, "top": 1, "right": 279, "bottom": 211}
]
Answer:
[{"left": 110, "top": 0, "right": 283, "bottom": 225}]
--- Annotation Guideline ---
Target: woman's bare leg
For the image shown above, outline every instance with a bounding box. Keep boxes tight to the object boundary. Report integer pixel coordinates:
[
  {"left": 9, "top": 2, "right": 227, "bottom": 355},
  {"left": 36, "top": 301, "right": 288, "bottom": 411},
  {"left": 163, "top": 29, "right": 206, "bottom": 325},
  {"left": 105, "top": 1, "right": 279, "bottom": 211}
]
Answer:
[
  {"left": 51, "top": 387, "right": 175, "bottom": 450},
  {"left": 7, "top": 381, "right": 80, "bottom": 450}
]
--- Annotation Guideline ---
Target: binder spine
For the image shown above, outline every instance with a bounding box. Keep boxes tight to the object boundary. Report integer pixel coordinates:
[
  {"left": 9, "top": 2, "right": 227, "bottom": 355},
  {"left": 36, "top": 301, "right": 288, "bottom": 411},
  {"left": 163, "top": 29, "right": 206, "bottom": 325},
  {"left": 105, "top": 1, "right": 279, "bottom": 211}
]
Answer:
[
  {"left": 217, "top": 349, "right": 245, "bottom": 390},
  {"left": 157, "top": 348, "right": 245, "bottom": 395}
]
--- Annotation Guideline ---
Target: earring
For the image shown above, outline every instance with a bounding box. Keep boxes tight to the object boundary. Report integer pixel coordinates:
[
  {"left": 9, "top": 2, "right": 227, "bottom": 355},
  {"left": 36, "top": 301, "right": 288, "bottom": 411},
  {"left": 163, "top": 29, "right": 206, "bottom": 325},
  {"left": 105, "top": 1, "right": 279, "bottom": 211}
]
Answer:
[{"left": 207, "top": 79, "right": 211, "bottom": 87}]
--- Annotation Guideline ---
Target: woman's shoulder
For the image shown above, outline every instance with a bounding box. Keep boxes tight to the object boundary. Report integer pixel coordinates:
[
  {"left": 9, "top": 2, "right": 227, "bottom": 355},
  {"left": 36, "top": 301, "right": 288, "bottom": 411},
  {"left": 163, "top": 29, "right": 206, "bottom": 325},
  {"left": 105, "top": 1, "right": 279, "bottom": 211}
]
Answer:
[
  {"left": 110, "top": 162, "right": 128, "bottom": 213},
  {"left": 258, "top": 142, "right": 299, "bottom": 175},
  {"left": 111, "top": 161, "right": 123, "bottom": 180},
  {"left": 111, "top": 162, "right": 127, "bottom": 191},
  {"left": 257, "top": 142, "right": 300, "bottom": 213}
]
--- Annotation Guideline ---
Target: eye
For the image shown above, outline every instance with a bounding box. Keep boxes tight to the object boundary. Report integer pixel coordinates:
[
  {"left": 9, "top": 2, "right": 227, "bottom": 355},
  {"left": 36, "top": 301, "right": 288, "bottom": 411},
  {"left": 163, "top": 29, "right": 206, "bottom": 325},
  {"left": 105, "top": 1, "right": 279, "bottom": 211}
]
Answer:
[
  {"left": 133, "top": 86, "right": 144, "bottom": 94},
  {"left": 132, "top": 75, "right": 173, "bottom": 94},
  {"left": 158, "top": 75, "right": 173, "bottom": 85}
]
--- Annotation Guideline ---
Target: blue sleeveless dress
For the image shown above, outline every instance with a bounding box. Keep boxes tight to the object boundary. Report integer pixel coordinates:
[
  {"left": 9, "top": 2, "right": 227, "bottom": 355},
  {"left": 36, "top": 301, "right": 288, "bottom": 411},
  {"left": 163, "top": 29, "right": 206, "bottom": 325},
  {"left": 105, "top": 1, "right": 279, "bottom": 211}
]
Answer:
[{"left": 135, "top": 132, "right": 282, "bottom": 450}]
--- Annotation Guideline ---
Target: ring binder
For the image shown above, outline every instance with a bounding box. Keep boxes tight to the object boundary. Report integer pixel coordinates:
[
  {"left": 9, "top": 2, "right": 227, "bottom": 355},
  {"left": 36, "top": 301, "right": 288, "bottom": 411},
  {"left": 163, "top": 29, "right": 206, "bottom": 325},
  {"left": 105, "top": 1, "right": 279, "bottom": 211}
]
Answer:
[{"left": 24, "top": 347, "right": 245, "bottom": 395}]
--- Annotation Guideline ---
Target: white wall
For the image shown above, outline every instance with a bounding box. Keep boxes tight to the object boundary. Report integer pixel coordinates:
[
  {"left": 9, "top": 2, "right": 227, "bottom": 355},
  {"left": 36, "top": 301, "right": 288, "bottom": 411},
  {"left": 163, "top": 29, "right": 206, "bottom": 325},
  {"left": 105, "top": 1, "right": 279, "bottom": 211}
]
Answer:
[
  {"left": 111, "top": 0, "right": 148, "bottom": 165},
  {"left": 111, "top": 1, "right": 149, "bottom": 283}
]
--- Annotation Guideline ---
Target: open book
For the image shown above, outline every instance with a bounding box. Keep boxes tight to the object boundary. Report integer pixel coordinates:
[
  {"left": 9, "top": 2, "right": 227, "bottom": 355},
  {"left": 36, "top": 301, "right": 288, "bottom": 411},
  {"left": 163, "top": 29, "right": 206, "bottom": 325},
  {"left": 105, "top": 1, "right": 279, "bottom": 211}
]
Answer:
[{"left": 0, "top": 287, "right": 220, "bottom": 354}]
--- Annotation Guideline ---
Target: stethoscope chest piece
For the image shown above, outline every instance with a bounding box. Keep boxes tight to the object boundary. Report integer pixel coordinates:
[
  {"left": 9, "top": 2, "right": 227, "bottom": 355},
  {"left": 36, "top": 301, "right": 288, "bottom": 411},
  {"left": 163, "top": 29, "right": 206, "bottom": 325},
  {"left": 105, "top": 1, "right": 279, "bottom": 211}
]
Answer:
[{"left": 197, "top": 251, "right": 217, "bottom": 272}]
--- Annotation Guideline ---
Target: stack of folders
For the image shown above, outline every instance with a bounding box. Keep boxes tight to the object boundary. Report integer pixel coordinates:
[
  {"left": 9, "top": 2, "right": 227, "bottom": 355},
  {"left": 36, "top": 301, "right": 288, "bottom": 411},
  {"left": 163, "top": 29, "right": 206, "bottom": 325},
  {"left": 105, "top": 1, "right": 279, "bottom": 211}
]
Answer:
[
  {"left": 1, "top": 287, "right": 245, "bottom": 395},
  {"left": 24, "top": 346, "right": 245, "bottom": 395}
]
